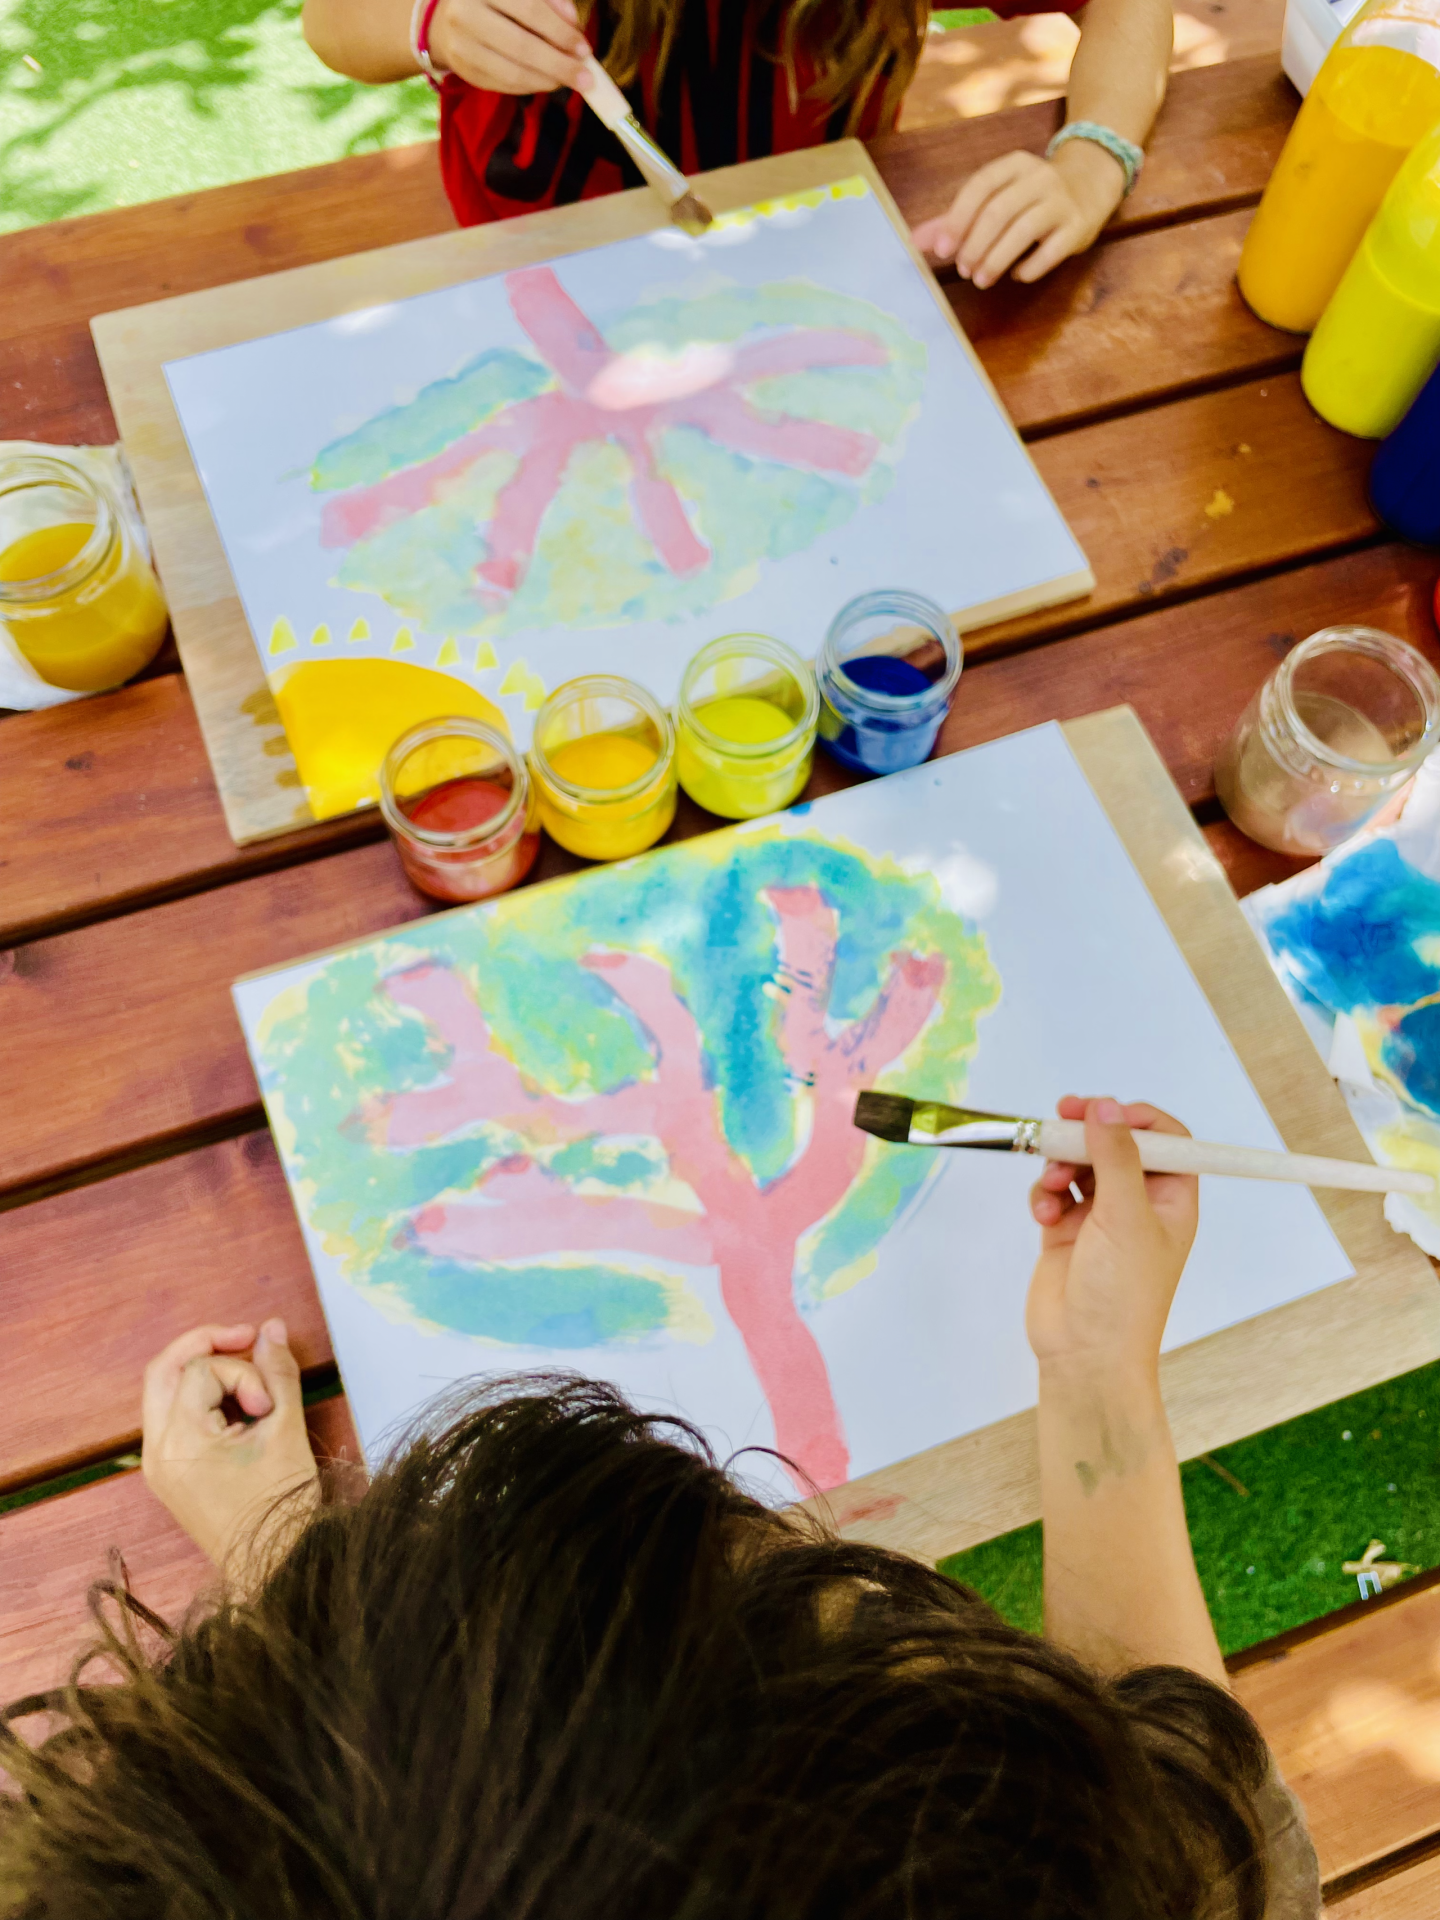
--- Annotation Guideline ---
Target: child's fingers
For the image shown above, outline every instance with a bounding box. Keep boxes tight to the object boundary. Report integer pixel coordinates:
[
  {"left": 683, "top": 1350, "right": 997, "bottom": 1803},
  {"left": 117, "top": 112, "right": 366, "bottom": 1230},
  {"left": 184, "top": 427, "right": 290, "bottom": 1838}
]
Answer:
[
  {"left": 1120, "top": 1101, "right": 1190, "bottom": 1139},
  {"left": 972, "top": 202, "right": 1060, "bottom": 288},
  {"left": 142, "top": 1325, "right": 256, "bottom": 1429},
  {"left": 957, "top": 175, "right": 1045, "bottom": 278},
  {"left": 477, "top": 10, "right": 583, "bottom": 86},
  {"left": 252, "top": 1319, "right": 304, "bottom": 1421},
  {"left": 914, "top": 152, "right": 1033, "bottom": 261},
  {"left": 1084, "top": 1096, "right": 1151, "bottom": 1222},
  {"left": 1012, "top": 218, "right": 1085, "bottom": 283},
  {"left": 496, "top": 0, "right": 587, "bottom": 57},
  {"left": 175, "top": 1354, "right": 274, "bottom": 1432}
]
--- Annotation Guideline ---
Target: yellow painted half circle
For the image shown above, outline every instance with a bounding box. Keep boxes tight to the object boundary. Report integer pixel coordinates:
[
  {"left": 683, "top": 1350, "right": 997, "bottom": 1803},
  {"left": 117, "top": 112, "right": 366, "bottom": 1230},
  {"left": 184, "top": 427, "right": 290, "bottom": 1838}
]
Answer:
[{"left": 270, "top": 657, "right": 508, "bottom": 820}]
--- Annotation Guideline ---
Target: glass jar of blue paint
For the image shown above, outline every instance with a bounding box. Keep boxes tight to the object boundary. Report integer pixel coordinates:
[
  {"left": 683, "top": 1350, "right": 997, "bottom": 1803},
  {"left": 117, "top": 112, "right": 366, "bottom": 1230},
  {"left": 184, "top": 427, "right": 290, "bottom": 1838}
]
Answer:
[{"left": 816, "top": 590, "right": 962, "bottom": 776}]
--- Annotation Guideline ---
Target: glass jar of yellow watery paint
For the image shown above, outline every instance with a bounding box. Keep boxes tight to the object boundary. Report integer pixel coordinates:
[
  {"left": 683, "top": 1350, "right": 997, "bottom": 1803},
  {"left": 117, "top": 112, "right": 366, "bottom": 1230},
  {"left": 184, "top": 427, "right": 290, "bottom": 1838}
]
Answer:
[
  {"left": 530, "top": 675, "right": 677, "bottom": 860},
  {"left": 676, "top": 635, "right": 819, "bottom": 820},
  {"left": 0, "top": 454, "right": 168, "bottom": 692}
]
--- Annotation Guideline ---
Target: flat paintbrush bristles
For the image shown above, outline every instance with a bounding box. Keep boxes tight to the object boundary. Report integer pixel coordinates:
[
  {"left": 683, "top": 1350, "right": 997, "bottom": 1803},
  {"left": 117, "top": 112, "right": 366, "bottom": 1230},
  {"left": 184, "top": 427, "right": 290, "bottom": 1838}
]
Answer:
[
  {"left": 670, "top": 189, "right": 713, "bottom": 235},
  {"left": 852, "top": 1091, "right": 918, "bottom": 1144}
]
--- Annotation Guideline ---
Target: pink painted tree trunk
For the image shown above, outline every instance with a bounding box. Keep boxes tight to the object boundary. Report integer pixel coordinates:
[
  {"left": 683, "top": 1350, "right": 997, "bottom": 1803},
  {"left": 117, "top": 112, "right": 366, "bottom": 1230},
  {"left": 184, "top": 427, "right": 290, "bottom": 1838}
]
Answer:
[{"left": 376, "top": 885, "right": 943, "bottom": 1491}]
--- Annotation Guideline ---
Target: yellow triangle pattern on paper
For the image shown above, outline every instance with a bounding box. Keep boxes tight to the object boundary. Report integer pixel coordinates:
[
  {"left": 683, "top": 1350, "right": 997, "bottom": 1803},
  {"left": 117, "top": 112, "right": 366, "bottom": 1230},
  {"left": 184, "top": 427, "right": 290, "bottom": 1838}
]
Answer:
[
  {"left": 436, "top": 637, "right": 461, "bottom": 667},
  {"left": 500, "top": 658, "right": 548, "bottom": 711},
  {"left": 348, "top": 619, "right": 370, "bottom": 642},
  {"left": 269, "top": 617, "right": 298, "bottom": 655},
  {"left": 310, "top": 623, "right": 331, "bottom": 646},
  {"left": 392, "top": 628, "right": 415, "bottom": 653},
  {"left": 474, "top": 641, "right": 498, "bottom": 671}
]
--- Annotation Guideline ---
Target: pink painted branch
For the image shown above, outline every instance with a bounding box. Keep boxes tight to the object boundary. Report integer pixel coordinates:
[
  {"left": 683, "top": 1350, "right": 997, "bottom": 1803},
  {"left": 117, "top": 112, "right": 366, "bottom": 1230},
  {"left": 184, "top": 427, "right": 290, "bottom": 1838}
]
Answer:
[
  {"left": 476, "top": 429, "right": 583, "bottom": 593},
  {"left": 765, "top": 885, "right": 839, "bottom": 1085},
  {"left": 835, "top": 951, "right": 946, "bottom": 1082},
  {"left": 380, "top": 963, "right": 657, "bottom": 1147},
  {"left": 411, "top": 1157, "right": 712, "bottom": 1265},
  {"left": 613, "top": 420, "right": 711, "bottom": 576},
  {"left": 731, "top": 330, "right": 890, "bottom": 384},
  {"left": 674, "top": 388, "right": 878, "bottom": 477},
  {"left": 507, "top": 266, "right": 616, "bottom": 394}
]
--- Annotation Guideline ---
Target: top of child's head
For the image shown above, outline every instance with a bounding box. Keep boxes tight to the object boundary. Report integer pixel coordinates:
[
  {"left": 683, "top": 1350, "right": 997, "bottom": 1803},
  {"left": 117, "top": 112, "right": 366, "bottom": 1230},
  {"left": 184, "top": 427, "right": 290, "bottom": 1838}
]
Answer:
[{"left": 0, "top": 1375, "right": 1267, "bottom": 1920}]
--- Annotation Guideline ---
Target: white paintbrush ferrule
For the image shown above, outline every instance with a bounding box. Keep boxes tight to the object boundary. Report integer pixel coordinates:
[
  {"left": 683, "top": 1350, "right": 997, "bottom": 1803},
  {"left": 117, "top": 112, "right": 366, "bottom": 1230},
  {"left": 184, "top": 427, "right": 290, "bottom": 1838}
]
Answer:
[{"left": 579, "top": 55, "right": 690, "bottom": 204}]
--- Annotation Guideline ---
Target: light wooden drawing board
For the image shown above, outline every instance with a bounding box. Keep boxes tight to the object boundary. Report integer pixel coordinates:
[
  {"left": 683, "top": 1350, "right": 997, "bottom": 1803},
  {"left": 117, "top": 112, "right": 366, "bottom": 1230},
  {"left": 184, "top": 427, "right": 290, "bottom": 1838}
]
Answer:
[
  {"left": 92, "top": 142, "right": 1092, "bottom": 847},
  {"left": 814, "top": 707, "right": 1440, "bottom": 1563}
]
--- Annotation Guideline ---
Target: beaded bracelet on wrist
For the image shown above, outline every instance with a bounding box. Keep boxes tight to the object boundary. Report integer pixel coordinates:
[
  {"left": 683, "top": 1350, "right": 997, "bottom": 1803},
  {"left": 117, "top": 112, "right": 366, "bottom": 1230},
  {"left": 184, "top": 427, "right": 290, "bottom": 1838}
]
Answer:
[{"left": 1045, "top": 120, "right": 1144, "bottom": 197}]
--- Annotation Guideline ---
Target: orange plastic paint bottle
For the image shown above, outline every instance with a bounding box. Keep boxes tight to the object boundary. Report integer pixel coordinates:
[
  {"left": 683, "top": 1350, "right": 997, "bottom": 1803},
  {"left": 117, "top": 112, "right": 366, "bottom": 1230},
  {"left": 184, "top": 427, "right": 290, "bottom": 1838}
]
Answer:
[{"left": 1238, "top": 0, "right": 1440, "bottom": 333}]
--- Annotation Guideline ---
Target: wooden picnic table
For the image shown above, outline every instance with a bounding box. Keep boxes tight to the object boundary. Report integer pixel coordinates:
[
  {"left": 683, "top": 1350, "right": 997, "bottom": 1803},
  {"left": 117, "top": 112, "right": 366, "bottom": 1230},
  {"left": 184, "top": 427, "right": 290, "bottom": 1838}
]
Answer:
[{"left": 3, "top": 50, "right": 1440, "bottom": 1906}]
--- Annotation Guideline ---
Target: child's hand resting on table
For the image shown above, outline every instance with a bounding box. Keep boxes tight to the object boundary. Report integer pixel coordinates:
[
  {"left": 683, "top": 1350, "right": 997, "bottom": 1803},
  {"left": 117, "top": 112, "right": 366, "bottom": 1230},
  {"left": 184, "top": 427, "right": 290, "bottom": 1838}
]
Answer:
[
  {"left": 1026, "top": 1095, "right": 1198, "bottom": 1383},
  {"left": 426, "top": 0, "right": 588, "bottom": 94},
  {"left": 142, "top": 1320, "right": 319, "bottom": 1584},
  {"left": 911, "top": 140, "right": 1127, "bottom": 290}
]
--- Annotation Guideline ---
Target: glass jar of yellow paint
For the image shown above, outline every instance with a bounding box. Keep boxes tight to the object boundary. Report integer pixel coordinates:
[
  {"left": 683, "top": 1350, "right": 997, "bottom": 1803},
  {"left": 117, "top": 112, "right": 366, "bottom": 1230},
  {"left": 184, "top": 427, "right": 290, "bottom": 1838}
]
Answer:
[
  {"left": 0, "top": 454, "right": 168, "bottom": 692},
  {"left": 530, "top": 675, "right": 677, "bottom": 860},
  {"left": 676, "top": 635, "right": 819, "bottom": 820},
  {"left": 1215, "top": 627, "right": 1440, "bottom": 854}
]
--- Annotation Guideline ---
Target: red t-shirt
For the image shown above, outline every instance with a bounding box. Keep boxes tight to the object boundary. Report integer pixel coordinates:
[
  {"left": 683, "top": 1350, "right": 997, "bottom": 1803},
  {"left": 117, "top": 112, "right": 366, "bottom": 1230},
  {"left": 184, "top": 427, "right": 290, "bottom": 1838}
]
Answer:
[{"left": 438, "top": 0, "right": 1076, "bottom": 228}]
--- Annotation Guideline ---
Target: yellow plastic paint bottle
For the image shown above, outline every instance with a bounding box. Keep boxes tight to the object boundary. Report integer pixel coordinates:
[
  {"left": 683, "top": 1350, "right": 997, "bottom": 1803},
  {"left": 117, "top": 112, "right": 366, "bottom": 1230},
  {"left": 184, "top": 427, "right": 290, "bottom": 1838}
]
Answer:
[
  {"left": 1303, "top": 122, "right": 1440, "bottom": 437},
  {"left": 1237, "top": 0, "right": 1440, "bottom": 333},
  {"left": 530, "top": 675, "right": 677, "bottom": 860},
  {"left": 676, "top": 635, "right": 818, "bottom": 820}
]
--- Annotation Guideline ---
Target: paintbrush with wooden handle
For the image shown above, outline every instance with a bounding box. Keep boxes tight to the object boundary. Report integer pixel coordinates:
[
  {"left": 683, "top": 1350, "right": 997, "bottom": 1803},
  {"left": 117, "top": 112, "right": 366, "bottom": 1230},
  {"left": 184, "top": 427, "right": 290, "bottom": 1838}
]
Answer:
[
  {"left": 578, "top": 55, "right": 713, "bottom": 234},
  {"left": 852, "top": 1093, "right": 1434, "bottom": 1196}
]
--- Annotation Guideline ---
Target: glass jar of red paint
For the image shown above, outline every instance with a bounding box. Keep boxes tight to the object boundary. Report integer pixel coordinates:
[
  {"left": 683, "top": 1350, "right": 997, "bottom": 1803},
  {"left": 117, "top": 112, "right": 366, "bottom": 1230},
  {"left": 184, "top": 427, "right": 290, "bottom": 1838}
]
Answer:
[
  {"left": 816, "top": 590, "right": 962, "bottom": 775},
  {"left": 380, "top": 718, "right": 540, "bottom": 904}
]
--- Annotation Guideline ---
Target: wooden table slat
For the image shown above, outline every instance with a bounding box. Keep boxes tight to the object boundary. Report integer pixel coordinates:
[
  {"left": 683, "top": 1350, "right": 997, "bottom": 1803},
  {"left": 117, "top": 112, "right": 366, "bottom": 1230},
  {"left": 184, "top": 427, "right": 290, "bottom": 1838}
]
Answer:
[
  {"left": 1326, "top": 1853, "right": 1440, "bottom": 1917},
  {"left": 1234, "top": 1582, "right": 1440, "bottom": 1882}
]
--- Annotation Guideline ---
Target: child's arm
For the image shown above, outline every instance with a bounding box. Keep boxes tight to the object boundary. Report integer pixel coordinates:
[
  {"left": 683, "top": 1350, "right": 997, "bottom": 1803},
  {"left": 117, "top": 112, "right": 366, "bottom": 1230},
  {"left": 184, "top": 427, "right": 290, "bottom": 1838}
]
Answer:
[
  {"left": 1026, "top": 1096, "right": 1228, "bottom": 1686},
  {"left": 911, "top": 0, "right": 1173, "bottom": 288},
  {"left": 141, "top": 1319, "right": 320, "bottom": 1592},
  {"left": 302, "top": 0, "right": 587, "bottom": 93}
]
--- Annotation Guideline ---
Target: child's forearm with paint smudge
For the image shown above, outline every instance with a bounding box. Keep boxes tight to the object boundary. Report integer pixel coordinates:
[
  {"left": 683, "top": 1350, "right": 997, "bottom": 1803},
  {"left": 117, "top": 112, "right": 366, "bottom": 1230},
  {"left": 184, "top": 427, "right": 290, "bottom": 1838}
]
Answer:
[
  {"left": 912, "top": 0, "right": 1173, "bottom": 288},
  {"left": 1025, "top": 1097, "right": 1229, "bottom": 1686}
]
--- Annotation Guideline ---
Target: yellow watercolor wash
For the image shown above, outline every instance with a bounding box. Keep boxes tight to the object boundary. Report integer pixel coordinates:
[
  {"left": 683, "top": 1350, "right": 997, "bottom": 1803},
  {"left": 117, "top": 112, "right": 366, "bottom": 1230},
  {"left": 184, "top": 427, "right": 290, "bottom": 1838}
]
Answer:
[
  {"left": 711, "top": 176, "right": 869, "bottom": 235},
  {"left": 474, "top": 640, "right": 498, "bottom": 671},
  {"left": 500, "top": 657, "right": 548, "bottom": 710},
  {"left": 269, "top": 616, "right": 298, "bottom": 655},
  {"left": 436, "top": 637, "right": 461, "bottom": 667},
  {"left": 348, "top": 619, "right": 370, "bottom": 642},
  {"left": 269, "top": 657, "right": 508, "bottom": 819},
  {"left": 1205, "top": 488, "right": 1235, "bottom": 520},
  {"left": 392, "top": 627, "right": 415, "bottom": 653},
  {"left": 310, "top": 623, "right": 331, "bottom": 645}
]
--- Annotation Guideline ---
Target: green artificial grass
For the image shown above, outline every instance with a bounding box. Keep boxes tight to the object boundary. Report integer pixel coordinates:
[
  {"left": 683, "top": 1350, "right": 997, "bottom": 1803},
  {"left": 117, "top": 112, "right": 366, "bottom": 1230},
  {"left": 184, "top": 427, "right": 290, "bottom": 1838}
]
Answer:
[
  {"left": 0, "top": 0, "right": 437, "bottom": 235},
  {"left": 942, "top": 1358, "right": 1440, "bottom": 1655}
]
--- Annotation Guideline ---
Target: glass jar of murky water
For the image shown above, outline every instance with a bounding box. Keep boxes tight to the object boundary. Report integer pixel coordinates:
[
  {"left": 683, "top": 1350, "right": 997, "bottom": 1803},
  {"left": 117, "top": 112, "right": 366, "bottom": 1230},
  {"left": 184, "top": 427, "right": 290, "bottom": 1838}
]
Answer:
[{"left": 1215, "top": 626, "right": 1440, "bottom": 854}]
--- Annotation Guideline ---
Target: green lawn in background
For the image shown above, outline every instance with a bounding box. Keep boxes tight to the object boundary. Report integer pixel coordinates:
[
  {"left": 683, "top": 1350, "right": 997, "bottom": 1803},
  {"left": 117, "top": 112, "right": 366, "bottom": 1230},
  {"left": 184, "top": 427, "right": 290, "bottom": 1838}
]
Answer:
[
  {"left": 0, "top": 0, "right": 437, "bottom": 234},
  {"left": 943, "top": 1358, "right": 1440, "bottom": 1654}
]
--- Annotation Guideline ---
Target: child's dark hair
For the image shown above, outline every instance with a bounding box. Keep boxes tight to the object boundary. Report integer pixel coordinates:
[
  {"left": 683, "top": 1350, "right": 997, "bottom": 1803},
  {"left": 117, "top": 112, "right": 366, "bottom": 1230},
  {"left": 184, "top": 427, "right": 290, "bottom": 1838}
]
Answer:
[{"left": 1, "top": 1376, "right": 1270, "bottom": 1919}]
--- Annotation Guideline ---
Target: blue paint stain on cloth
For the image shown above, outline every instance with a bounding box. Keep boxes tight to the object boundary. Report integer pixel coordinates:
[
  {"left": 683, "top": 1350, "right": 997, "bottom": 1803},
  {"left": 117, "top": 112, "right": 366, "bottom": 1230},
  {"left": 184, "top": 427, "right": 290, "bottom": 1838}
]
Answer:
[{"left": 1263, "top": 840, "right": 1440, "bottom": 1013}]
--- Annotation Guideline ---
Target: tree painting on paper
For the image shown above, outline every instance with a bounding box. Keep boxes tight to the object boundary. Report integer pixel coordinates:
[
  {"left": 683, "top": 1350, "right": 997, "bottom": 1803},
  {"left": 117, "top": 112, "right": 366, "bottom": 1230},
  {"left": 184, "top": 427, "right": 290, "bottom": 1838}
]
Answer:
[
  {"left": 307, "top": 256, "right": 926, "bottom": 642},
  {"left": 254, "top": 825, "right": 999, "bottom": 1491}
]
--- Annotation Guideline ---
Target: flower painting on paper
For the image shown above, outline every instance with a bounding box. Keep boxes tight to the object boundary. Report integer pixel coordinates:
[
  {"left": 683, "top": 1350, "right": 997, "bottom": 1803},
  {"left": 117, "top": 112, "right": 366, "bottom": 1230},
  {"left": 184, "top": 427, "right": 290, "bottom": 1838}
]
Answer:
[
  {"left": 250, "top": 822, "right": 999, "bottom": 1493},
  {"left": 166, "top": 179, "right": 1092, "bottom": 800},
  {"left": 310, "top": 263, "right": 925, "bottom": 640}
]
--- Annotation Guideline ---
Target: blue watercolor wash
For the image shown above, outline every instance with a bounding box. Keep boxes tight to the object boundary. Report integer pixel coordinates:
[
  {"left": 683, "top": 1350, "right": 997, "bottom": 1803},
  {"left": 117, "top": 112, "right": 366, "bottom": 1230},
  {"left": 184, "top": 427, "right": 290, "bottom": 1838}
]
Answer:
[
  {"left": 1382, "top": 1003, "right": 1440, "bottom": 1120},
  {"left": 1263, "top": 839, "right": 1440, "bottom": 1013}
]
